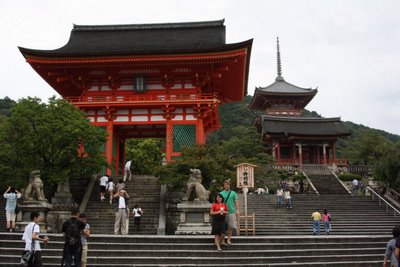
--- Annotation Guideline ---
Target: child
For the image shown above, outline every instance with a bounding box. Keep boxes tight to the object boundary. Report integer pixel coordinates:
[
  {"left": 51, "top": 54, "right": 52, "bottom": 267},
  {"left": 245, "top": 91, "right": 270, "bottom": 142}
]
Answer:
[
  {"left": 132, "top": 204, "right": 143, "bottom": 231},
  {"left": 106, "top": 178, "right": 115, "bottom": 204}
]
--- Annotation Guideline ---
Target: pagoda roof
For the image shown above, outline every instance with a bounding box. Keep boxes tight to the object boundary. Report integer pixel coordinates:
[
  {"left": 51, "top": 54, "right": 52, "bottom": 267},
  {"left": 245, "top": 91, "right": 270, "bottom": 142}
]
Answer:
[
  {"left": 19, "top": 19, "right": 251, "bottom": 57},
  {"left": 258, "top": 115, "right": 350, "bottom": 137}
]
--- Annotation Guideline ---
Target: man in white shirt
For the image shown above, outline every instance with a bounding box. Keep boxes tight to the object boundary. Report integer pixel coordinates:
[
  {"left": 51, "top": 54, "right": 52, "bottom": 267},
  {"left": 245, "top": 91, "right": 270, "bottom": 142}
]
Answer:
[
  {"left": 22, "top": 211, "right": 49, "bottom": 267},
  {"left": 123, "top": 160, "right": 132, "bottom": 182},
  {"left": 113, "top": 190, "right": 130, "bottom": 235},
  {"left": 352, "top": 179, "right": 359, "bottom": 196}
]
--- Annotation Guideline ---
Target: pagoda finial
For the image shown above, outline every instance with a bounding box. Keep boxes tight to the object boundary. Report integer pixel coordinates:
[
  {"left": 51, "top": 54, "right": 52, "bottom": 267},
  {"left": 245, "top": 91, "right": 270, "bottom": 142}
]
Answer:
[{"left": 276, "top": 37, "right": 284, "bottom": 82}]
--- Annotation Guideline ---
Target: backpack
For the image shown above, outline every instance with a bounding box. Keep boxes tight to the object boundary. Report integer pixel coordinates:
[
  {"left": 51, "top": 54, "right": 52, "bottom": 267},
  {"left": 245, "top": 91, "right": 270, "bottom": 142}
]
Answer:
[{"left": 65, "top": 220, "right": 80, "bottom": 246}]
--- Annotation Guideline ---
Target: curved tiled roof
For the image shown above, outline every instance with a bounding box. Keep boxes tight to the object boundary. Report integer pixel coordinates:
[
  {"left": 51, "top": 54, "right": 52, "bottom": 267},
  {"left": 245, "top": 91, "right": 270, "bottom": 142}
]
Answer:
[
  {"left": 259, "top": 115, "right": 350, "bottom": 137},
  {"left": 19, "top": 19, "right": 252, "bottom": 58}
]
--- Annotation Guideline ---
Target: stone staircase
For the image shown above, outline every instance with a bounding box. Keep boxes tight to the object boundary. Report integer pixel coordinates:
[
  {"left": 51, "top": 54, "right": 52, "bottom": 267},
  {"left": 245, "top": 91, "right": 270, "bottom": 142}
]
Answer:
[
  {"left": 241, "top": 193, "right": 400, "bottom": 235},
  {"left": 83, "top": 175, "right": 160, "bottom": 235},
  {"left": 307, "top": 174, "right": 348, "bottom": 194},
  {"left": 0, "top": 232, "right": 390, "bottom": 266}
]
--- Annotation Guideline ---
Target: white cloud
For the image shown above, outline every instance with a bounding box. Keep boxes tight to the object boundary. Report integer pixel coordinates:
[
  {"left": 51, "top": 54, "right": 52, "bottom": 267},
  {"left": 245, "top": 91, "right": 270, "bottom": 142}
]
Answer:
[{"left": 1, "top": 0, "right": 400, "bottom": 134}]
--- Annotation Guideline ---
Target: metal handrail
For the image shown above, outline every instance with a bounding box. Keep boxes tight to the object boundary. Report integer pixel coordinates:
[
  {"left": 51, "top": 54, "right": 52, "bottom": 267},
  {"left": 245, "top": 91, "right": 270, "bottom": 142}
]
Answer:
[{"left": 366, "top": 186, "right": 400, "bottom": 218}]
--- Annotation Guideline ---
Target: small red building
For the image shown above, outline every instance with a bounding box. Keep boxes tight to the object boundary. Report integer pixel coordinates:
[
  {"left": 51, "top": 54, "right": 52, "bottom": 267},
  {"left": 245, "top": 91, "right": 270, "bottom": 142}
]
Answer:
[
  {"left": 249, "top": 38, "right": 350, "bottom": 168},
  {"left": 19, "top": 20, "right": 252, "bottom": 174}
]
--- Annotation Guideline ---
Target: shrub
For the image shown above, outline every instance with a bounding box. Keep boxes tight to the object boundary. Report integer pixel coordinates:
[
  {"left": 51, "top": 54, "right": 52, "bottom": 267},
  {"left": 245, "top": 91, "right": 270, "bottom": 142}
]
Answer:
[{"left": 338, "top": 173, "right": 363, "bottom": 182}]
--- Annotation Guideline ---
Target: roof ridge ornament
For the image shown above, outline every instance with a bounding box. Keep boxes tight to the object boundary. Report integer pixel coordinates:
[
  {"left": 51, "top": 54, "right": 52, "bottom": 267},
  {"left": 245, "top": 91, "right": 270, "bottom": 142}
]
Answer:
[{"left": 275, "top": 37, "right": 285, "bottom": 82}]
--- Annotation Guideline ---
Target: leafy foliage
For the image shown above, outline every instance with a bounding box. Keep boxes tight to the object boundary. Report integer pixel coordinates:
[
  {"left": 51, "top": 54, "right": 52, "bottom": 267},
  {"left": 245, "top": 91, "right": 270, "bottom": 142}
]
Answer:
[
  {"left": 0, "top": 97, "right": 108, "bottom": 191},
  {"left": 0, "top": 97, "right": 16, "bottom": 124},
  {"left": 125, "top": 138, "right": 164, "bottom": 175},
  {"left": 338, "top": 173, "right": 364, "bottom": 182},
  {"left": 374, "top": 142, "right": 400, "bottom": 188}
]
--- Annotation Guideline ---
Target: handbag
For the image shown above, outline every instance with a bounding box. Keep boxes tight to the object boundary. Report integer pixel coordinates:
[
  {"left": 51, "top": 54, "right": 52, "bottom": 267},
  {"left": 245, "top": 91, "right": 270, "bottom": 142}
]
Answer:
[
  {"left": 20, "top": 224, "right": 37, "bottom": 266},
  {"left": 20, "top": 250, "right": 34, "bottom": 266}
]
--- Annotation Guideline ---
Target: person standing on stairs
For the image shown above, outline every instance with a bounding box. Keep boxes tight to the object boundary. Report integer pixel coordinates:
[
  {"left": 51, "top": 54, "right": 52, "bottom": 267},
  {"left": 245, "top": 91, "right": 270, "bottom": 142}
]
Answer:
[
  {"left": 123, "top": 160, "right": 132, "bottom": 182},
  {"left": 116, "top": 178, "right": 126, "bottom": 192},
  {"left": 3, "top": 186, "right": 22, "bottom": 232},
  {"left": 132, "top": 203, "right": 143, "bottom": 231},
  {"left": 276, "top": 187, "right": 284, "bottom": 208},
  {"left": 99, "top": 175, "right": 108, "bottom": 201},
  {"left": 79, "top": 213, "right": 90, "bottom": 267},
  {"left": 311, "top": 209, "right": 322, "bottom": 236},
  {"left": 106, "top": 178, "right": 115, "bottom": 204},
  {"left": 283, "top": 189, "right": 292, "bottom": 208},
  {"left": 210, "top": 193, "right": 228, "bottom": 251},
  {"left": 383, "top": 225, "right": 400, "bottom": 267},
  {"left": 219, "top": 179, "right": 239, "bottom": 246},
  {"left": 113, "top": 189, "right": 130, "bottom": 235},
  {"left": 322, "top": 209, "right": 331, "bottom": 235}
]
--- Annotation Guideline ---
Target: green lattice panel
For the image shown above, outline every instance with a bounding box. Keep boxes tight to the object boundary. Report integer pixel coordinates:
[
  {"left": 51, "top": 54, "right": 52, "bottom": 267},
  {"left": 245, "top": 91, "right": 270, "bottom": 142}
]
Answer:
[{"left": 173, "top": 124, "right": 196, "bottom": 152}]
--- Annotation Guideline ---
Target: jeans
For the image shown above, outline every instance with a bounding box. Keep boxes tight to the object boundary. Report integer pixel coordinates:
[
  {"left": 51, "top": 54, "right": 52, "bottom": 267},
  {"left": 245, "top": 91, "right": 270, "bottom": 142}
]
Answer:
[
  {"left": 63, "top": 244, "right": 82, "bottom": 267},
  {"left": 323, "top": 221, "right": 330, "bottom": 234},
  {"left": 313, "top": 220, "right": 320, "bottom": 235},
  {"left": 276, "top": 196, "right": 283, "bottom": 207},
  {"left": 286, "top": 198, "right": 292, "bottom": 208}
]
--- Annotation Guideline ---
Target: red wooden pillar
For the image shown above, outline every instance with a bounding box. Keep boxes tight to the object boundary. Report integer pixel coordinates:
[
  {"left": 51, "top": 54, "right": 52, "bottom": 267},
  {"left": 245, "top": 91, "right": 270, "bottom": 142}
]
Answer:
[
  {"left": 196, "top": 117, "right": 205, "bottom": 144},
  {"left": 165, "top": 119, "right": 173, "bottom": 162},
  {"left": 115, "top": 131, "right": 120, "bottom": 175},
  {"left": 277, "top": 143, "right": 281, "bottom": 162},
  {"left": 106, "top": 120, "right": 114, "bottom": 175}
]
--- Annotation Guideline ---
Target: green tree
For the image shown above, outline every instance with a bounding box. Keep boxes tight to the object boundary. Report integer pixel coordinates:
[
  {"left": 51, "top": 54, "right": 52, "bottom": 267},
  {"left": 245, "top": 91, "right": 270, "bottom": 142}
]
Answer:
[
  {"left": 0, "top": 97, "right": 108, "bottom": 191},
  {"left": 342, "top": 130, "right": 393, "bottom": 165},
  {"left": 374, "top": 142, "right": 400, "bottom": 188},
  {"left": 125, "top": 138, "right": 164, "bottom": 175}
]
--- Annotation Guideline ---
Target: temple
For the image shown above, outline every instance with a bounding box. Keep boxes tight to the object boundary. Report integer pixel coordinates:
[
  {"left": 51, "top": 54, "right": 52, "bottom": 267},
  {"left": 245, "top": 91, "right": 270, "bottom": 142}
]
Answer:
[
  {"left": 19, "top": 20, "right": 252, "bottom": 175},
  {"left": 249, "top": 38, "right": 350, "bottom": 168}
]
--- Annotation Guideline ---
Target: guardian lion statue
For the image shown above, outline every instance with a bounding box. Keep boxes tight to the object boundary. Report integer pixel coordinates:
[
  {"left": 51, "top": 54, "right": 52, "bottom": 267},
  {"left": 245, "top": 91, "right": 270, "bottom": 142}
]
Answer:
[
  {"left": 24, "top": 170, "right": 46, "bottom": 201},
  {"left": 184, "top": 168, "right": 210, "bottom": 201}
]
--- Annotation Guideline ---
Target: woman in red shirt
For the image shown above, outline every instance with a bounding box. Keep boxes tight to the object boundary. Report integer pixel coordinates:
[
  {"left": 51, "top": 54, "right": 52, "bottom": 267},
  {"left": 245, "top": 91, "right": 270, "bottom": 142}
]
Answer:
[{"left": 210, "top": 193, "right": 228, "bottom": 251}]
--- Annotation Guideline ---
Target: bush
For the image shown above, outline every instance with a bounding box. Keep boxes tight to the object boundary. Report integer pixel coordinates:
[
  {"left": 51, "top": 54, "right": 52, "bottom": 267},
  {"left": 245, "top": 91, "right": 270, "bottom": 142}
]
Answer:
[{"left": 338, "top": 173, "right": 363, "bottom": 182}]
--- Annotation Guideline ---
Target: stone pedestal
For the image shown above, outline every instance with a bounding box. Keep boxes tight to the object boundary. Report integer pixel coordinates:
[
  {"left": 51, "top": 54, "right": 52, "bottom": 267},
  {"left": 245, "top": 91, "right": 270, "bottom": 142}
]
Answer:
[
  {"left": 51, "top": 179, "right": 73, "bottom": 205},
  {"left": 16, "top": 200, "right": 53, "bottom": 233},
  {"left": 175, "top": 200, "right": 212, "bottom": 235}
]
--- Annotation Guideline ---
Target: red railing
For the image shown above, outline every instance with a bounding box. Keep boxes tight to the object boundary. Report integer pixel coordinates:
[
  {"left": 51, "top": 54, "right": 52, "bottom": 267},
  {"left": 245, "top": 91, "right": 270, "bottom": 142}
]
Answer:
[{"left": 65, "top": 93, "right": 218, "bottom": 105}]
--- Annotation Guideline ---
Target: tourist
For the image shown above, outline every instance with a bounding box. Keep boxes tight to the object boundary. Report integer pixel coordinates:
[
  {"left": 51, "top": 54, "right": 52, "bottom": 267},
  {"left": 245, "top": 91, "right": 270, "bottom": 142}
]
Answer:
[
  {"left": 276, "top": 187, "right": 284, "bottom": 208},
  {"left": 299, "top": 179, "right": 304, "bottom": 193},
  {"left": 62, "top": 208, "right": 86, "bottom": 267},
  {"left": 115, "top": 178, "right": 126, "bottom": 192},
  {"left": 132, "top": 203, "right": 143, "bottom": 231},
  {"left": 283, "top": 189, "right": 292, "bottom": 209},
  {"left": 210, "top": 193, "right": 228, "bottom": 251},
  {"left": 113, "top": 189, "right": 129, "bottom": 235},
  {"left": 79, "top": 213, "right": 90, "bottom": 267},
  {"left": 383, "top": 225, "right": 400, "bottom": 267},
  {"left": 123, "top": 160, "right": 132, "bottom": 182},
  {"left": 22, "top": 211, "right": 49, "bottom": 267},
  {"left": 352, "top": 178, "right": 360, "bottom": 196},
  {"left": 3, "top": 186, "right": 22, "bottom": 232},
  {"left": 99, "top": 175, "right": 108, "bottom": 201},
  {"left": 106, "top": 178, "right": 115, "bottom": 204},
  {"left": 219, "top": 179, "right": 239, "bottom": 245},
  {"left": 322, "top": 209, "right": 331, "bottom": 235},
  {"left": 311, "top": 209, "right": 322, "bottom": 236}
]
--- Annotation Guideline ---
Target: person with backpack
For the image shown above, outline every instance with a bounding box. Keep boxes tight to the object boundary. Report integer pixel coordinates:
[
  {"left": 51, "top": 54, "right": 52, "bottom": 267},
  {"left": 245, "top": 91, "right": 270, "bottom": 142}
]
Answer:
[
  {"left": 132, "top": 203, "right": 143, "bottom": 231},
  {"left": 322, "top": 209, "right": 332, "bottom": 235},
  {"left": 62, "top": 208, "right": 86, "bottom": 267}
]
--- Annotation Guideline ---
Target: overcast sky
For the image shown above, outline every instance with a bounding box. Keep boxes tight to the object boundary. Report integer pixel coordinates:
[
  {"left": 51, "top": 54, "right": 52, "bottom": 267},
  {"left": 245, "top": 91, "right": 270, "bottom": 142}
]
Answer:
[{"left": 1, "top": 0, "right": 399, "bottom": 134}]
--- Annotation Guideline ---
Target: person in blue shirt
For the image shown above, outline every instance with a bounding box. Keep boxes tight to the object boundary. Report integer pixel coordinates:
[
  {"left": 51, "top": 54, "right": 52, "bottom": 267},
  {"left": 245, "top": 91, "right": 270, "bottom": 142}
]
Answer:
[{"left": 3, "top": 186, "right": 22, "bottom": 232}]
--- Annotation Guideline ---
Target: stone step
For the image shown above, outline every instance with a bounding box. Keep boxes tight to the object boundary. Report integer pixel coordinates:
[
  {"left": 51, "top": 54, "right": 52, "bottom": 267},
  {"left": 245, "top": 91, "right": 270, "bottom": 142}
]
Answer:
[{"left": 0, "top": 233, "right": 389, "bottom": 267}]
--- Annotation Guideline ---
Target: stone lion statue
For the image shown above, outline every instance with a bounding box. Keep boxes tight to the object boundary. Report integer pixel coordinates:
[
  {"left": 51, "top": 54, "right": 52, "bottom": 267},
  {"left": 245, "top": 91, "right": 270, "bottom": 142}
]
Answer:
[
  {"left": 24, "top": 170, "right": 46, "bottom": 201},
  {"left": 184, "top": 168, "right": 210, "bottom": 201}
]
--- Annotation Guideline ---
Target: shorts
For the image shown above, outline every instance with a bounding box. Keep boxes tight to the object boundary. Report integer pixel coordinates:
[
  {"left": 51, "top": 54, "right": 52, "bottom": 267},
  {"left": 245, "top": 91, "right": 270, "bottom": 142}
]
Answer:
[
  {"left": 99, "top": 185, "right": 106, "bottom": 193},
  {"left": 226, "top": 213, "right": 237, "bottom": 230},
  {"left": 6, "top": 210, "right": 16, "bottom": 222}
]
